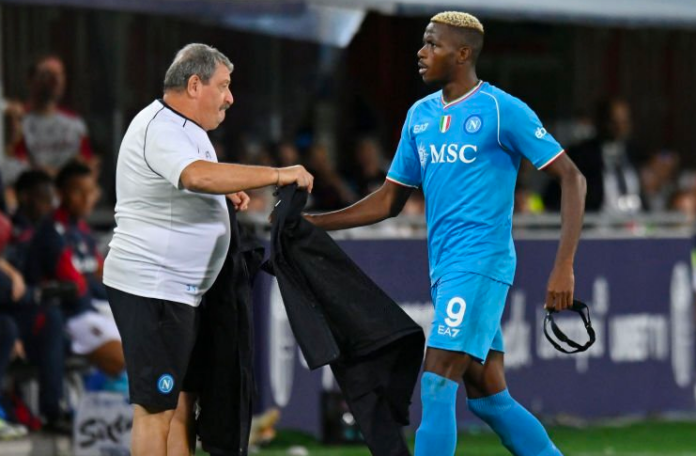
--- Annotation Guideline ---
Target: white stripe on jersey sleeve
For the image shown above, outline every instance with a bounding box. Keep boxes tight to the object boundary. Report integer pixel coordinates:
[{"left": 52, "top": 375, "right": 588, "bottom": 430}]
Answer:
[
  {"left": 539, "top": 149, "right": 566, "bottom": 170},
  {"left": 386, "top": 176, "right": 420, "bottom": 189}
]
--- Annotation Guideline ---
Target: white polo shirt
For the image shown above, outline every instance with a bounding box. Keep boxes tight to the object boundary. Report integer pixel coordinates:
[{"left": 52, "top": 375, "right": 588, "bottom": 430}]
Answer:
[{"left": 103, "top": 99, "right": 230, "bottom": 307}]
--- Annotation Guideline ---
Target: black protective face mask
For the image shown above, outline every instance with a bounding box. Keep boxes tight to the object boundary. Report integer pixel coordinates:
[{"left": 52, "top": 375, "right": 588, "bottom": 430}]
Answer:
[{"left": 544, "top": 300, "right": 596, "bottom": 354}]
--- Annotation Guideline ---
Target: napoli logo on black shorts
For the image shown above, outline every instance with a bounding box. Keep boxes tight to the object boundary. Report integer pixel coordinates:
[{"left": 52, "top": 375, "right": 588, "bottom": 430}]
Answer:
[
  {"left": 157, "top": 374, "right": 175, "bottom": 394},
  {"left": 464, "top": 115, "right": 483, "bottom": 134}
]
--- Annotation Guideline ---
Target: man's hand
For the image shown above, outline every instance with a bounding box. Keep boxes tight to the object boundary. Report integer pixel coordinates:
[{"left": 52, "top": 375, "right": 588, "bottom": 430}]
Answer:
[
  {"left": 227, "top": 191, "right": 250, "bottom": 211},
  {"left": 11, "top": 340, "right": 26, "bottom": 361},
  {"left": 278, "top": 166, "right": 314, "bottom": 193},
  {"left": 545, "top": 263, "right": 574, "bottom": 311},
  {"left": 0, "top": 259, "right": 27, "bottom": 303},
  {"left": 10, "top": 270, "right": 27, "bottom": 302}
]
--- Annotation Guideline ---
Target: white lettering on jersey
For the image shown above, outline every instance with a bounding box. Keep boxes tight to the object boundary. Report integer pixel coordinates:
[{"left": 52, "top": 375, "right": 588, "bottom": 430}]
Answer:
[
  {"left": 535, "top": 127, "right": 547, "bottom": 139},
  {"left": 429, "top": 144, "right": 478, "bottom": 164}
]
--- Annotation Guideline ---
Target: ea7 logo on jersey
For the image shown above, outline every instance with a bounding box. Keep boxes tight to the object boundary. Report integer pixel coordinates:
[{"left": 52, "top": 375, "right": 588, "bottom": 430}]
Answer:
[
  {"left": 413, "top": 123, "right": 429, "bottom": 134},
  {"left": 535, "top": 127, "right": 547, "bottom": 139},
  {"left": 430, "top": 144, "right": 478, "bottom": 164}
]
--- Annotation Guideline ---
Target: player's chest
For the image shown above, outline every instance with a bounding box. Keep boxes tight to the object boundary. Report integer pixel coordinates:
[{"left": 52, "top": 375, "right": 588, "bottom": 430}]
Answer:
[{"left": 411, "top": 106, "right": 501, "bottom": 171}]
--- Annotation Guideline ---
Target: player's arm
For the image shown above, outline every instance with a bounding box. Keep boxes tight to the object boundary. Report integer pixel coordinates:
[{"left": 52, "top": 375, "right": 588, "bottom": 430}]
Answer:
[
  {"left": 305, "top": 180, "right": 413, "bottom": 231},
  {"left": 180, "top": 161, "right": 313, "bottom": 195},
  {"left": 542, "top": 153, "right": 586, "bottom": 311}
]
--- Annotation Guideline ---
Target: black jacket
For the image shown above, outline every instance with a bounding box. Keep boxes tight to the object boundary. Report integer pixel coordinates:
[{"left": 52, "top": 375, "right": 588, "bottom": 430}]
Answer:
[
  {"left": 267, "top": 184, "right": 425, "bottom": 456},
  {"left": 187, "top": 202, "right": 264, "bottom": 456}
]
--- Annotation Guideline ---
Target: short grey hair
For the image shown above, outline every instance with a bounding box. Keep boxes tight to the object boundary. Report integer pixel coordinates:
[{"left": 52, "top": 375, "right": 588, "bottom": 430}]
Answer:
[{"left": 163, "top": 43, "right": 234, "bottom": 92}]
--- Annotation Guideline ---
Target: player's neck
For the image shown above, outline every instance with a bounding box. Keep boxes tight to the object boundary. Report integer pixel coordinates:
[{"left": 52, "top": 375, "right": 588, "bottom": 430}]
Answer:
[{"left": 441, "top": 75, "right": 480, "bottom": 104}]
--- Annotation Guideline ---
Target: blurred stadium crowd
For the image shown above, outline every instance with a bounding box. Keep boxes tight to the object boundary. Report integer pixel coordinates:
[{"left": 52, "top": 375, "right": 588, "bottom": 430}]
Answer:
[{"left": 0, "top": 31, "right": 695, "bottom": 443}]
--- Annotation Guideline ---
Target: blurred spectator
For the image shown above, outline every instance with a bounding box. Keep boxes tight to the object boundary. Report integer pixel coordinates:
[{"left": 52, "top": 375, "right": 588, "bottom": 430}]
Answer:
[
  {"left": 514, "top": 186, "right": 545, "bottom": 214},
  {"left": 305, "top": 142, "right": 356, "bottom": 210},
  {"left": 26, "top": 161, "right": 124, "bottom": 377},
  {"left": 276, "top": 140, "right": 301, "bottom": 167},
  {"left": 669, "top": 189, "right": 696, "bottom": 222},
  {"left": 12, "top": 55, "right": 94, "bottom": 176},
  {"left": 230, "top": 140, "right": 283, "bottom": 215},
  {"left": 544, "top": 98, "right": 643, "bottom": 213},
  {"left": 551, "top": 111, "right": 595, "bottom": 149},
  {"left": 640, "top": 150, "right": 680, "bottom": 212},
  {"left": 6, "top": 170, "right": 55, "bottom": 273},
  {"left": 1, "top": 100, "right": 24, "bottom": 210},
  {"left": 0, "top": 314, "right": 28, "bottom": 439},
  {"left": 0, "top": 207, "right": 67, "bottom": 434},
  {"left": 2, "top": 100, "right": 24, "bottom": 152},
  {"left": 349, "top": 137, "right": 387, "bottom": 198},
  {"left": 247, "top": 140, "right": 276, "bottom": 168}
]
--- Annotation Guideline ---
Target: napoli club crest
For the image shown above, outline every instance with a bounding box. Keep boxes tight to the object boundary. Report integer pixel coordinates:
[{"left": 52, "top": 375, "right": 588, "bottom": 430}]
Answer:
[
  {"left": 157, "top": 374, "right": 174, "bottom": 394},
  {"left": 464, "top": 115, "right": 482, "bottom": 134}
]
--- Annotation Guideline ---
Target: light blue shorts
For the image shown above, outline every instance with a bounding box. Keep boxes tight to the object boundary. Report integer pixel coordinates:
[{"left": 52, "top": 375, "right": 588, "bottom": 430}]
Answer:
[{"left": 428, "top": 271, "right": 509, "bottom": 362}]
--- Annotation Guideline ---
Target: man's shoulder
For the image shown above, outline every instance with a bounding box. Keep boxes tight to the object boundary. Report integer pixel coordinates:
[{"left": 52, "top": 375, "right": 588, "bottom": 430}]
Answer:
[
  {"left": 133, "top": 101, "right": 188, "bottom": 139},
  {"left": 479, "top": 83, "right": 527, "bottom": 111},
  {"left": 409, "top": 91, "right": 441, "bottom": 114}
]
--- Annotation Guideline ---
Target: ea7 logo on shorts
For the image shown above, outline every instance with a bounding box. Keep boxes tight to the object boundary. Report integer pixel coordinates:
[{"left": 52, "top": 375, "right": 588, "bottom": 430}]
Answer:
[
  {"left": 413, "top": 123, "right": 429, "bottom": 134},
  {"left": 157, "top": 374, "right": 174, "bottom": 394},
  {"left": 438, "top": 297, "right": 467, "bottom": 337},
  {"left": 535, "top": 127, "right": 547, "bottom": 139}
]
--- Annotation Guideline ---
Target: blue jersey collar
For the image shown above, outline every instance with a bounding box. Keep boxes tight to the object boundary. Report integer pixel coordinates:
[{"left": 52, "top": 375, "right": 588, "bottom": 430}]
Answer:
[{"left": 441, "top": 80, "right": 484, "bottom": 110}]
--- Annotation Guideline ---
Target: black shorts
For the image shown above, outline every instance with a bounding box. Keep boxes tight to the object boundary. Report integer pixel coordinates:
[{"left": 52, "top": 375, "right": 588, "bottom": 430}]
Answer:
[{"left": 105, "top": 285, "right": 200, "bottom": 411}]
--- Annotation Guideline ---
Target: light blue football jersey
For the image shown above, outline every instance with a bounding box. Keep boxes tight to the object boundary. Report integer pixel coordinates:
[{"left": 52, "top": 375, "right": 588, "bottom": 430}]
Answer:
[{"left": 387, "top": 81, "right": 564, "bottom": 285}]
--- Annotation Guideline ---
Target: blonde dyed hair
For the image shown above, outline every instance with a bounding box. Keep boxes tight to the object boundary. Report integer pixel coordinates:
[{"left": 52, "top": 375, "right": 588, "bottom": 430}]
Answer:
[{"left": 431, "top": 11, "right": 484, "bottom": 34}]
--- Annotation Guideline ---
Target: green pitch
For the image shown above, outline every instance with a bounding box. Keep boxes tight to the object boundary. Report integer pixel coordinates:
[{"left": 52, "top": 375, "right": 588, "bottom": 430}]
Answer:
[{"left": 198, "top": 420, "right": 696, "bottom": 456}]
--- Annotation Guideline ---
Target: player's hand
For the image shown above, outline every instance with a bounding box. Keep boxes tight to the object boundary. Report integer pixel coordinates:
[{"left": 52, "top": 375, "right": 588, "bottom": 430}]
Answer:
[
  {"left": 545, "top": 263, "right": 574, "bottom": 311},
  {"left": 277, "top": 166, "right": 314, "bottom": 193},
  {"left": 227, "top": 191, "right": 250, "bottom": 212}
]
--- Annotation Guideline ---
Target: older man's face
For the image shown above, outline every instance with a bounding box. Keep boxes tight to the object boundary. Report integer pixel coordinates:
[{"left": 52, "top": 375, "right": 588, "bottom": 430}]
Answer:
[{"left": 198, "top": 63, "right": 234, "bottom": 131}]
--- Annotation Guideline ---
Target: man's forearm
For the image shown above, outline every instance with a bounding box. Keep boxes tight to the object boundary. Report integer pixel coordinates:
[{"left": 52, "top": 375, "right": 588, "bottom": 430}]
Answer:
[
  {"left": 554, "top": 171, "right": 586, "bottom": 267},
  {"left": 306, "top": 192, "right": 393, "bottom": 231},
  {"left": 182, "top": 161, "right": 277, "bottom": 194},
  {"left": 306, "top": 182, "right": 411, "bottom": 231}
]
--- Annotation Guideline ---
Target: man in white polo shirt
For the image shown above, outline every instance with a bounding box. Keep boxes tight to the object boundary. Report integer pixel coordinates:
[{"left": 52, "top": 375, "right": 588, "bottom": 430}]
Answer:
[{"left": 103, "top": 43, "right": 313, "bottom": 456}]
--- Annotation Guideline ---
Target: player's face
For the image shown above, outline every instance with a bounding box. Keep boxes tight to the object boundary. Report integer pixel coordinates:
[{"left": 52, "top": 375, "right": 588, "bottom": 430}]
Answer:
[
  {"left": 417, "top": 22, "right": 458, "bottom": 86},
  {"left": 199, "top": 63, "right": 234, "bottom": 131},
  {"left": 61, "top": 175, "right": 100, "bottom": 219}
]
